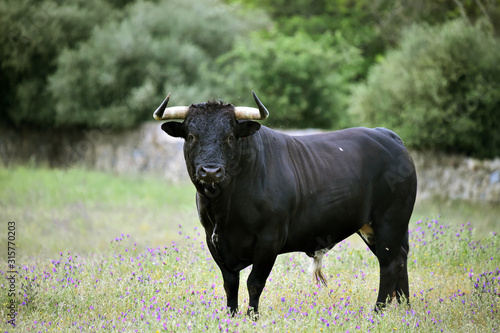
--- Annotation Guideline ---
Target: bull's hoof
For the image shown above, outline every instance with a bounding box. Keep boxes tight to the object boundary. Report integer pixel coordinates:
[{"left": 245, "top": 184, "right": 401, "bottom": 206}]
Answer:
[
  {"left": 374, "top": 302, "right": 386, "bottom": 313},
  {"left": 228, "top": 307, "right": 238, "bottom": 317},
  {"left": 247, "top": 307, "right": 260, "bottom": 321}
]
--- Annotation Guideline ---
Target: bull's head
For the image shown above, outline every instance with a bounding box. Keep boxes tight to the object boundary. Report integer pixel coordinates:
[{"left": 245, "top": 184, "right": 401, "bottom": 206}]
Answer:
[{"left": 154, "top": 91, "right": 268, "bottom": 190}]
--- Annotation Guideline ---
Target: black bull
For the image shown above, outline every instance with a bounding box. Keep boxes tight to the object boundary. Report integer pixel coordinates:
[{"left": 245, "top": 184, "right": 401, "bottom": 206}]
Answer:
[{"left": 157, "top": 97, "right": 417, "bottom": 317}]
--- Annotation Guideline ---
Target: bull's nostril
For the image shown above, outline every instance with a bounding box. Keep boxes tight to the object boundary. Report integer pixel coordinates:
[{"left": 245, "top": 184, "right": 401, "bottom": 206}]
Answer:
[
  {"left": 199, "top": 167, "right": 208, "bottom": 178},
  {"left": 198, "top": 165, "right": 224, "bottom": 182},
  {"left": 214, "top": 167, "right": 223, "bottom": 177}
]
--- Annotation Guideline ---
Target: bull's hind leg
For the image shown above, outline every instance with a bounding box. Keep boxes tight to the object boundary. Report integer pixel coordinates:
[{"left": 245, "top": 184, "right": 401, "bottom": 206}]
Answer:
[
  {"left": 374, "top": 234, "right": 408, "bottom": 309},
  {"left": 368, "top": 205, "right": 412, "bottom": 310},
  {"left": 358, "top": 225, "right": 410, "bottom": 308},
  {"left": 394, "top": 242, "right": 410, "bottom": 305}
]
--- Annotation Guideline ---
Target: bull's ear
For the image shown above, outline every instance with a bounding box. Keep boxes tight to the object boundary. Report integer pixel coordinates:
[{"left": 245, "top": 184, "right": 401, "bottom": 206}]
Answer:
[
  {"left": 236, "top": 120, "right": 261, "bottom": 138},
  {"left": 161, "top": 122, "right": 185, "bottom": 138}
]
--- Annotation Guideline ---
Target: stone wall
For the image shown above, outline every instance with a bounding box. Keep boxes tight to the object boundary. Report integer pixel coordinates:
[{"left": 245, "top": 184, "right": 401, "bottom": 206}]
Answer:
[
  {"left": 0, "top": 122, "right": 187, "bottom": 183},
  {"left": 1, "top": 122, "right": 499, "bottom": 202},
  {"left": 412, "top": 151, "right": 500, "bottom": 202}
]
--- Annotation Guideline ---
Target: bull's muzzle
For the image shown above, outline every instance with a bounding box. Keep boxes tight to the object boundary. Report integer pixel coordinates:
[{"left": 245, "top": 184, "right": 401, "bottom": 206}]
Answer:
[{"left": 197, "top": 165, "right": 224, "bottom": 183}]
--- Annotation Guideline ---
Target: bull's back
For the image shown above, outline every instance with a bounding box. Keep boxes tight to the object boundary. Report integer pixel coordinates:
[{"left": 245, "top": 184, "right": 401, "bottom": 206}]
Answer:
[{"left": 276, "top": 127, "right": 412, "bottom": 199}]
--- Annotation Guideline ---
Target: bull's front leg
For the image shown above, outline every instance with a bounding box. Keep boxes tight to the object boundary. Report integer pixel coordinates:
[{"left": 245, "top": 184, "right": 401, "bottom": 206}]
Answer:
[
  {"left": 205, "top": 237, "right": 240, "bottom": 315},
  {"left": 221, "top": 269, "right": 240, "bottom": 315},
  {"left": 246, "top": 247, "right": 278, "bottom": 319}
]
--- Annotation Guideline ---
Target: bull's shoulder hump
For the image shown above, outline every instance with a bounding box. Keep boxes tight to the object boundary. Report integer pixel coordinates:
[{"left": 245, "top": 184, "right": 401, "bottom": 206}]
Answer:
[{"left": 257, "top": 126, "right": 294, "bottom": 144}]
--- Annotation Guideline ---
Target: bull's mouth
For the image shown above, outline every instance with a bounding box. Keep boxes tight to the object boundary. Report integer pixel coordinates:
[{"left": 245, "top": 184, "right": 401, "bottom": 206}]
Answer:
[
  {"left": 200, "top": 180, "right": 219, "bottom": 188},
  {"left": 197, "top": 178, "right": 230, "bottom": 197},
  {"left": 198, "top": 175, "right": 229, "bottom": 187}
]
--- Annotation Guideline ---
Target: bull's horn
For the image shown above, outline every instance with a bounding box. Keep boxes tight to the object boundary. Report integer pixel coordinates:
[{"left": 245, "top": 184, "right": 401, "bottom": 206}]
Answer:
[
  {"left": 233, "top": 91, "right": 269, "bottom": 120},
  {"left": 153, "top": 93, "right": 189, "bottom": 120}
]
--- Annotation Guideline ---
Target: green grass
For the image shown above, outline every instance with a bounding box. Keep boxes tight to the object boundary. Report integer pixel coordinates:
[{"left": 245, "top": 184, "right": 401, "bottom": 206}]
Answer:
[
  {"left": 0, "top": 166, "right": 197, "bottom": 258},
  {"left": 412, "top": 198, "right": 499, "bottom": 239},
  {"left": 0, "top": 166, "right": 499, "bottom": 331}
]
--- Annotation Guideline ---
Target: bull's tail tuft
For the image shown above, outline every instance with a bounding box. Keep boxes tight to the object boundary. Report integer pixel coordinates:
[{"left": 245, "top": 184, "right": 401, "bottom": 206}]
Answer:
[{"left": 310, "top": 252, "right": 328, "bottom": 287}]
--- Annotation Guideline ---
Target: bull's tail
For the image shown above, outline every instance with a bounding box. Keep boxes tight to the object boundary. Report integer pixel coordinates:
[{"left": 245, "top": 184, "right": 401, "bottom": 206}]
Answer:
[{"left": 310, "top": 251, "right": 328, "bottom": 287}]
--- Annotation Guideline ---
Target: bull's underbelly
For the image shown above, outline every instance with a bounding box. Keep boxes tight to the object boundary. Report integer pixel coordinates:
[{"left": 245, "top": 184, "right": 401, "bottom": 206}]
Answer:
[
  {"left": 281, "top": 219, "right": 365, "bottom": 255},
  {"left": 211, "top": 197, "right": 369, "bottom": 271},
  {"left": 281, "top": 196, "right": 370, "bottom": 255}
]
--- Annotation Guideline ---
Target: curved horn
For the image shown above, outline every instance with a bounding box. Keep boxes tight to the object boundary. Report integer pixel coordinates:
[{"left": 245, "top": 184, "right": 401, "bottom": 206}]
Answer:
[
  {"left": 233, "top": 91, "right": 269, "bottom": 120},
  {"left": 153, "top": 93, "right": 189, "bottom": 120}
]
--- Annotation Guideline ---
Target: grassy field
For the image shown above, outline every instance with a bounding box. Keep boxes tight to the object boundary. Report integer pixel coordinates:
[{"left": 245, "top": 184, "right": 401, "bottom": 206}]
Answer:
[
  {"left": 0, "top": 166, "right": 499, "bottom": 332},
  {"left": 0, "top": 166, "right": 196, "bottom": 258}
]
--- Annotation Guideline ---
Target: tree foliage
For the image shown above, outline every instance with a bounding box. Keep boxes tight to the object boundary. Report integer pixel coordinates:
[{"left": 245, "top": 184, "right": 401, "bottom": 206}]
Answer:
[
  {"left": 0, "top": 0, "right": 267, "bottom": 128},
  {"left": 348, "top": 19, "right": 500, "bottom": 158},
  {"left": 216, "top": 31, "right": 362, "bottom": 129},
  {"left": 231, "top": 0, "right": 500, "bottom": 79},
  {"left": 0, "top": 0, "right": 116, "bottom": 126},
  {"left": 50, "top": 0, "right": 268, "bottom": 128},
  {"left": 1, "top": 0, "right": 500, "bottom": 157}
]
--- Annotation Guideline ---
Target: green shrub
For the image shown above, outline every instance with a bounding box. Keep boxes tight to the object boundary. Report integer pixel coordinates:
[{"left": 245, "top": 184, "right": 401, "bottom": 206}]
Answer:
[
  {"left": 348, "top": 19, "right": 500, "bottom": 158},
  {"left": 0, "top": 0, "right": 116, "bottom": 127},
  {"left": 216, "top": 30, "right": 362, "bottom": 129},
  {"left": 48, "top": 0, "right": 268, "bottom": 129}
]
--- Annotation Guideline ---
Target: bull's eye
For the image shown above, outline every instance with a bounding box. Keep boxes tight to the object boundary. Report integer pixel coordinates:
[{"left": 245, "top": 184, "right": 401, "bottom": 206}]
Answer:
[
  {"left": 226, "top": 134, "right": 236, "bottom": 145},
  {"left": 187, "top": 133, "right": 196, "bottom": 143}
]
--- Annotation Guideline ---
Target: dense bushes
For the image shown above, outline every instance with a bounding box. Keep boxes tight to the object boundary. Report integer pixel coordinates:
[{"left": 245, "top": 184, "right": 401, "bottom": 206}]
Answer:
[
  {"left": 1, "top": 0, "right": 500, "bottom": 157},
  {"left": 348, "top": 19, "right": 500, "bottom": 158},
  {"left": 216, "top": 31, "right": 362, "bottom": 129},
  {"left": 52, "top": 0, "right": 270, "bottom": 129},
  {"left": 0, "top": 0, "right": 267, "bottom": 129},
  {"left": 0, "top": 0, "right": 116, "bottom": 127},
  {"left": 48, "top": 0, "right": 267, "bottom": 129}
]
